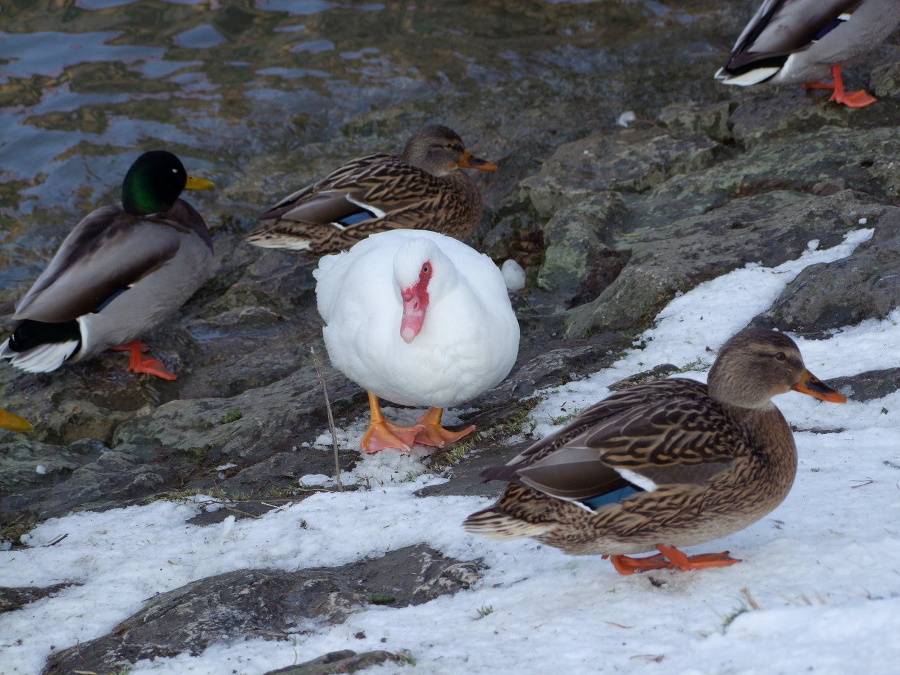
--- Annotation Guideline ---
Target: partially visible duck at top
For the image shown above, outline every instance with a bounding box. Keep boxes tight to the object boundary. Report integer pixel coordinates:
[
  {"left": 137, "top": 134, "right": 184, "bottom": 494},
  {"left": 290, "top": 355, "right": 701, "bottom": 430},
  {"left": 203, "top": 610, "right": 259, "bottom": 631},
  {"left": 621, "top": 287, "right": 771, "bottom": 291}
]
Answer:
[
  {"left": 314, "top": 228, "right": 520, "bottom": 454},
  {"left": 715, "top": 0, "right": 900, "bottom": 108},
  {"left": 0, "top": 151, "right": 214, "bottom": 380},
  {"left": 246, "top": 125, "right": 498, "bottom": 257},
  {"left": 464, "top": 329, "right": 846, "bottom": 574},
  {"left": 0, "top": 407, "right": 32, "bottom": 433}
]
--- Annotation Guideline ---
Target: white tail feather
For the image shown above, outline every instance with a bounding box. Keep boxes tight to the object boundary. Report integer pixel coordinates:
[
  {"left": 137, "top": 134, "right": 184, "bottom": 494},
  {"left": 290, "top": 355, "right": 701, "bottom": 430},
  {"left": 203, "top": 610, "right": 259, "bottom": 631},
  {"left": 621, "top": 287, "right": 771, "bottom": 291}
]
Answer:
[
  {"left": 715, "top": 66, "right": 781, "bottom": 86},
  {"left": 1, "top": 340, "right": 79, "bottom": 373}
]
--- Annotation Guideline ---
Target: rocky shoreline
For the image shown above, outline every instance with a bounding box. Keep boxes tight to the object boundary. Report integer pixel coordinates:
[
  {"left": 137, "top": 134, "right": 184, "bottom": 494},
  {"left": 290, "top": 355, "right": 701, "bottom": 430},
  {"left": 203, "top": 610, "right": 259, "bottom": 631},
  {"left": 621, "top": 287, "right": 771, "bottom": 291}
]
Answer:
[{"left": 1, "top": 4, "right": 898, "bottom": 672}]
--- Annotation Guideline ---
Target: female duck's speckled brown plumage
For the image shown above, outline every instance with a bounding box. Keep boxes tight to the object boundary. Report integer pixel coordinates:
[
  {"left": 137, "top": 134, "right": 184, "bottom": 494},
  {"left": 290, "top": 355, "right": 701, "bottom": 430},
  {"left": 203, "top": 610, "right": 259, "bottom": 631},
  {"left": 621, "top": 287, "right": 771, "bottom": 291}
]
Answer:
[
  {"left": 246, "top": 125, "right": 497, "bottom": 257},
  {"left": 464, "top": 329, "right": 846, "bottom": 574}
]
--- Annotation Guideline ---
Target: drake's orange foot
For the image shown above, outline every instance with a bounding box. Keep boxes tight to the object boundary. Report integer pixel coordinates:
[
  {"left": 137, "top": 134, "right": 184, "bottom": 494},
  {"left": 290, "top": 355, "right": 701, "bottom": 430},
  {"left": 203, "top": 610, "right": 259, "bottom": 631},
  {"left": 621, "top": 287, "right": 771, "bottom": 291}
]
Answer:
[
  {"left": 830, "top": 88, "right": 877, "bottom": 108},
  {"left": 803, "top": 64, "right": 878, "bottom": 108},
  {"left": 608, "top": 546, "right": 741, "bottom": 575},
  {"left": 110, "top": 340, "right": 150, "bottom": 353},
  {"left": 412, "top": 407, "right": 475, "bottom": 448},
  {"left": 802, "top": 80, "right": 834, "bottom": 91},
  {"left": 116, "top": 340, "right": 177, "bottom": 380}
]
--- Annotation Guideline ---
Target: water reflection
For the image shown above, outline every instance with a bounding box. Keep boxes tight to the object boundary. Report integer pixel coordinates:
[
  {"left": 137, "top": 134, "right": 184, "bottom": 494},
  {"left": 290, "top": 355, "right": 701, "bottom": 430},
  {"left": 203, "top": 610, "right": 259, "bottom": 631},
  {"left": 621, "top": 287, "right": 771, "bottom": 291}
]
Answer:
[{"left": 0, "top": 0, "right": 695, "bottom": 290}]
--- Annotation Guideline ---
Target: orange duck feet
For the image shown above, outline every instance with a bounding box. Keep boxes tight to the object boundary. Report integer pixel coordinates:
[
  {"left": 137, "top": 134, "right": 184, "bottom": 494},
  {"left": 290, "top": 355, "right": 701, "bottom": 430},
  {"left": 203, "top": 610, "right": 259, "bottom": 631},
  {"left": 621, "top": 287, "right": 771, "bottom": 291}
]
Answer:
[
  {"left": 607, "top": 545, "right": 741, "bottom": 575},
  {"left": 360, "top": 420, "right": 423, "bottom": 454},
  {"left": 412, "top": 407, "right": 475, "bottom": 448},
  {"left": 803, "top": 64, "right": 878, "bottom": 108},
  {"left": 113, "top": 340, "right": 177, "bottom": 380}
]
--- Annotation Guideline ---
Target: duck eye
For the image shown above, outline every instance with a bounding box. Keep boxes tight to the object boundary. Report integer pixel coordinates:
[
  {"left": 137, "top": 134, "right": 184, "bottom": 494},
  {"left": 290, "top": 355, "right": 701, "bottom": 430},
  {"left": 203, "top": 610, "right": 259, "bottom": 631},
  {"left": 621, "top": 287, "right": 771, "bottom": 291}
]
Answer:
[
  {"left": 774, "top": 352, "right": 786, "bottom": 361},
  {"left": 422, "top": 264, "right": 431, "bottom": 275}
]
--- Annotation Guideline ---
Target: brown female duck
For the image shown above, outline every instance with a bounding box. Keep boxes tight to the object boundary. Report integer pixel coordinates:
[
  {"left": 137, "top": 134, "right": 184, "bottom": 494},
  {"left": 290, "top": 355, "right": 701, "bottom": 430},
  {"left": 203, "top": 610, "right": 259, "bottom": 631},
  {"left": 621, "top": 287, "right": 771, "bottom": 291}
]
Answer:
[
  {"left": 464, "top": 329, "right": 846, "bottom": 574},
  {"left": 246, "top": 125, "right": 497, "bottom": 256}
]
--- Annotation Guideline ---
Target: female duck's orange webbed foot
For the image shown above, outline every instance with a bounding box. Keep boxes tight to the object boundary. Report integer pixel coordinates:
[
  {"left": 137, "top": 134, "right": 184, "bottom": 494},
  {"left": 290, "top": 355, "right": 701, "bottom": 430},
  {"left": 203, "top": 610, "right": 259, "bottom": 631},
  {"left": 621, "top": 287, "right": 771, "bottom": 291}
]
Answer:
[
  {"left": 803, "top": 64, "right": 878, "bottom": 108},
  {"left": 112, "top": 340, "right": 177, "bottom": 380},
  {"left": 360, "top": 391, "right": 422, "bottom": 453},
  {"left": 607, "top": 545, "right": 741, "bottom": 575},
  {"left": 412, "top": 407, "right": 476, "bottom": 448}
]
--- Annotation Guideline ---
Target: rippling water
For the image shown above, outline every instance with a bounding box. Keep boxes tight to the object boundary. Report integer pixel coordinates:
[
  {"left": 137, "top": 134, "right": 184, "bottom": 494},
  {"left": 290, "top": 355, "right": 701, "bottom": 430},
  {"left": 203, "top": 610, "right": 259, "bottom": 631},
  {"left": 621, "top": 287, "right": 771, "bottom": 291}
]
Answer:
[{"left": 0, "top": 0, "right": 729, "bottom": 293}]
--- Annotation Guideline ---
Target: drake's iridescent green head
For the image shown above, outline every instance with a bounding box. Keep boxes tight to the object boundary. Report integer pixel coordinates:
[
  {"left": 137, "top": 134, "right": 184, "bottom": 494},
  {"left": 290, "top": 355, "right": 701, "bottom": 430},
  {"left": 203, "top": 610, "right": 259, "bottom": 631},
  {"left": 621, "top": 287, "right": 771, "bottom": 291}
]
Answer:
[{"left": 121, "top": 151, "right": 214, "bottom": 216}]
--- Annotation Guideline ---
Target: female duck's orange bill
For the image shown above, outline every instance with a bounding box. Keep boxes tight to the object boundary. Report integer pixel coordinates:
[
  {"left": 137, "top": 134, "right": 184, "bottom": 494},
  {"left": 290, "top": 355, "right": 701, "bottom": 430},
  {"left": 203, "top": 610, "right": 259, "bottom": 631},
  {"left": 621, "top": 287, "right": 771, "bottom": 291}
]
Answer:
[
  {"left": 458, "top": 150, "right": 498, "bottom": 171},
  {"left": 792, "top": 369, "right": 846, "bottom": 404}
]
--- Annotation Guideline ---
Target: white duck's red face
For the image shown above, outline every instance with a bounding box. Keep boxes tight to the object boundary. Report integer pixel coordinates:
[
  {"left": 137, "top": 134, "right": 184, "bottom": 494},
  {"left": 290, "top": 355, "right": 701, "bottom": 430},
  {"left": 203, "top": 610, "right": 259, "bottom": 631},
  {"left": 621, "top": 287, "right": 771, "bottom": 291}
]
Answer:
[{"left": 400, "top": 261, "right": 433, "bottom": 343}]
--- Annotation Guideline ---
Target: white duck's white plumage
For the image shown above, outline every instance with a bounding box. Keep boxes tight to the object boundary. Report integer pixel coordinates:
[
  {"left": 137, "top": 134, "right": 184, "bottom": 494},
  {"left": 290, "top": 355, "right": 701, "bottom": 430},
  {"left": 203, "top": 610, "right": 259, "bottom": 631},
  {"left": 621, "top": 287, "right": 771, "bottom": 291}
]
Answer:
[
  {"left": 715, "top": 0, "right": 899, "bottom": 103},
  {"left": 315, "top": 229, "right": 519, "bottom": 410}
]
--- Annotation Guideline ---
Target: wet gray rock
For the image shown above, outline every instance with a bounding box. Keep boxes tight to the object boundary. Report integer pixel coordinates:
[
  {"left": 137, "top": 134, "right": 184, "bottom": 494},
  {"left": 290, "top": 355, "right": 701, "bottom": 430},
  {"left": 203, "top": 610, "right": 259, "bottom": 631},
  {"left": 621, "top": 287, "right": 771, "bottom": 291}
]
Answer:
[
  {"left": 0, "top": 438, "right": 109, "bottom": 520},
  {"left": 871, "top": 58, "right": 900, "bottom": 100},
  {"left": 33, "top": 447, "right": 171, "bottom": 520},
  {"left": 828, "top": 368, "right": 900, "bottom": 403},
  {"left": 565, "top": 190, "right": 890, "bottom": 339},
  {"left": 761, "top": 208, "right": 900, "bottom": 333},
  {"left": 44, "top": 544, "right": 482, "bottom": 675},
  {"left": 536, "top": 193, "right": 628, "bottom": 296},
  {"left": 263, "top": 650, "right": 411, "bottom": 675},
  {"left": 0, "top": 583, "right": 76, "bottom": 613},
  {"left": 726, "top": 92, "right": 851, "bottom": 148},
  {"left": 520, "top": 127, "right": 725, "bottom": 218},
  {"left": 657, "top": 100, "right": 735, "bottom": 144}
]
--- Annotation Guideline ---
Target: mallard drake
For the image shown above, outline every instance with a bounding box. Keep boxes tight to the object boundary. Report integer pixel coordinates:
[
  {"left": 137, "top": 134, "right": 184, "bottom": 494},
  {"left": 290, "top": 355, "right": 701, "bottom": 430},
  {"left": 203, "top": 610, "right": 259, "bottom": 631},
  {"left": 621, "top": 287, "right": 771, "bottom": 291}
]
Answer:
[
  {"left": 714, "top": 0, "right": 900, "bottom": 107},
  {"left": 247, "top": 125, "right": 497, "bottom": 257},
  {"left": 464, "top": 329, "right": 846, "bottom": 574},
  {"left": 0, "top": 407, "right": 32, "bottom": 432},
  {"left": 0, "top": 151, "right": 214, "bottom": 380},
  {"left": 314, "top": 228, "right": 519, "bottom": 453}
]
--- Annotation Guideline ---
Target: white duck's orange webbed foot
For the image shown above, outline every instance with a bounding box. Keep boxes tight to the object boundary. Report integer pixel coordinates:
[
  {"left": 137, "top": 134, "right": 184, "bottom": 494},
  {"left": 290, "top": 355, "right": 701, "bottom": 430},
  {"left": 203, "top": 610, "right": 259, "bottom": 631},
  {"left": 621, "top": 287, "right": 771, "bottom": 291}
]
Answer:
[
  {"left": 360, "top": 420, "right": 422, "bottom": 454},
  {"left": 359, "top": 391, "right": 422, "bottom": 453},
  {"left": 607, "top": 545, "right": 741, "bottom": 575},
  {"left": 412, "top": 407, "right": 475, "bottom": 448},
  {"left": 114, "top": 340, "right": 177, "bottom": 380}
]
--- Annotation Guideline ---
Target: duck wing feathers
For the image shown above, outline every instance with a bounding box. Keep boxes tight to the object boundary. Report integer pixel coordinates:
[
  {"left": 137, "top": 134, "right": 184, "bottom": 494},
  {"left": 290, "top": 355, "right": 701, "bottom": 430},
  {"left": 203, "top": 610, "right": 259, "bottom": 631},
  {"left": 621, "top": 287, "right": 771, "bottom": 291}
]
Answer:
[
  {"left": 249, "top": 154, "right": 481, "bottom": 254},
  {"left": 14, "top": 203, "right": 199, "bottom": 322},
  {"left": 485, "top": 379, "right": 746, "bottom": 502},
  {"left": 726, "top": 0, "right": 862, "bottom": 68}
]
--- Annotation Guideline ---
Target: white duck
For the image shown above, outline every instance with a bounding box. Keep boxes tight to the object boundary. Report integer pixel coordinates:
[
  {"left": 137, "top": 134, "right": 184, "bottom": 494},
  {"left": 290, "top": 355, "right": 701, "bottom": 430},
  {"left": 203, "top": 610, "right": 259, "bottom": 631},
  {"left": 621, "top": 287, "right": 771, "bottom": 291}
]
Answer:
[
  {"left": 314, "top": 229, "right": 520, "bottom": 454},
  {"left": 715, "top": 0, "right": 900, "bottom": 108}
]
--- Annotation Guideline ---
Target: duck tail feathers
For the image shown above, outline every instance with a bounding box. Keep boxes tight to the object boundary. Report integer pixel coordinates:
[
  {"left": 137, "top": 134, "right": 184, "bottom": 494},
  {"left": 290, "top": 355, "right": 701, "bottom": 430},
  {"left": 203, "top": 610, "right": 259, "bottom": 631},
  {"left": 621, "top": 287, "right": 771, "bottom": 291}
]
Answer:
[
  {"left": 462, "top": 507, "right": 554, "bottom": 540},
  {"left": 0, "top": 339, "right": 79, "bottom": 373},
  {"left": 463, "top": 484, "right": 558, "bottom": 540},
  {"left": 246, "top": 228, "right": 314, "bottom": 251}
]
